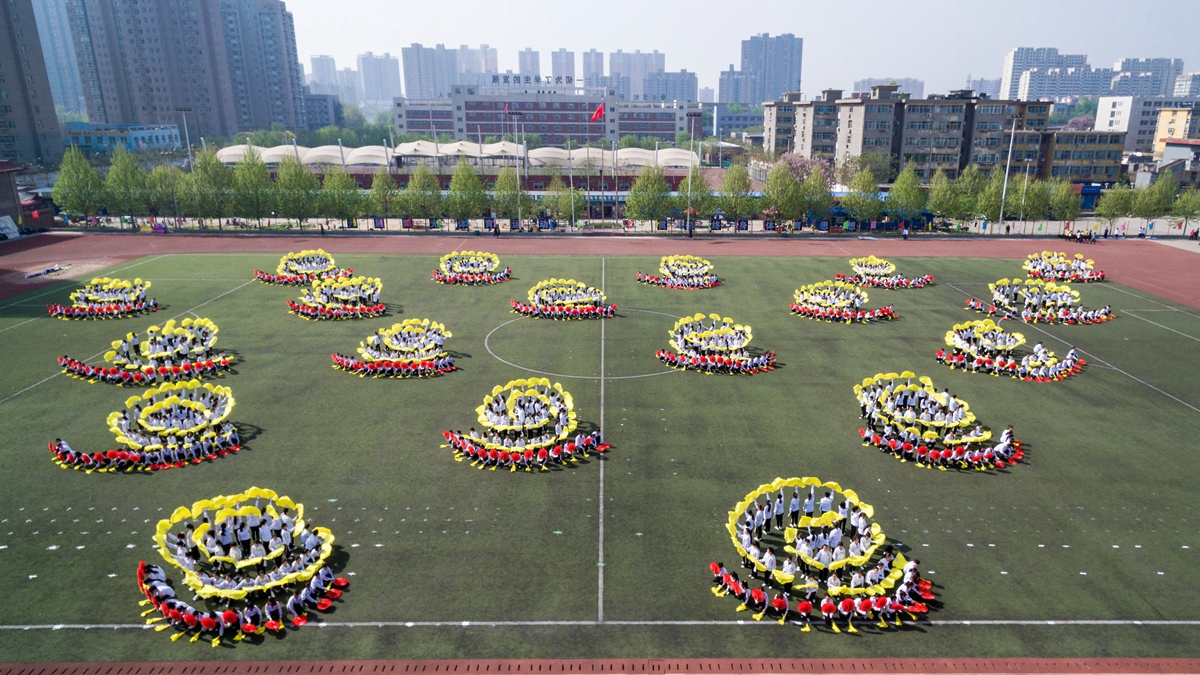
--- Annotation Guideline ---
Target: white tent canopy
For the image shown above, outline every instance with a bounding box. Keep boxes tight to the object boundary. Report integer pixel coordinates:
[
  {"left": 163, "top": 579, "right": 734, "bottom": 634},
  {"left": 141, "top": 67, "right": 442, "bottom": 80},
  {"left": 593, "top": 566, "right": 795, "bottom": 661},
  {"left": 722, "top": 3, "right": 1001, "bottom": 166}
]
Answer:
[{"left": 215, "top": 143, "right": 697, "bottom": 169}]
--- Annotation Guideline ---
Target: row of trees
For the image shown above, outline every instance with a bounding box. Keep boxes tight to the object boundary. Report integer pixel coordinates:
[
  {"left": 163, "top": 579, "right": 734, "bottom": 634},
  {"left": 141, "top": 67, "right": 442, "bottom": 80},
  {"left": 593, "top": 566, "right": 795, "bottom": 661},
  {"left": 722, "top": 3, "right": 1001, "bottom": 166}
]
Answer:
[
  {"left": 1094, "top": 175, "right": 1200, "bottom": 230},
  {"left": 52, "top": 146, "right": 588, "bottom": 225}
]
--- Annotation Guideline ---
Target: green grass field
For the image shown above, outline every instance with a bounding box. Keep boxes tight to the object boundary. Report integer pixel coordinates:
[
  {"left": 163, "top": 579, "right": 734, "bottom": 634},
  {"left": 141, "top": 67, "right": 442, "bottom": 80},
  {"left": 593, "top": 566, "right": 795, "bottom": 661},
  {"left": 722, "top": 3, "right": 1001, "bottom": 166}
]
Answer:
[{"left": 1, "top": 250, "right": 1198, "bottom": 662}]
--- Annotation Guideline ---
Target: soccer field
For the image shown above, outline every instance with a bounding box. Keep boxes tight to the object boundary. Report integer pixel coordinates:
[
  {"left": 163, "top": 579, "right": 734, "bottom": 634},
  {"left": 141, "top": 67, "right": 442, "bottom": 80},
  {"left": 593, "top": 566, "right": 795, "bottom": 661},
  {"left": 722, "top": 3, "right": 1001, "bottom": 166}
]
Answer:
[{"left": 1, "top": 246, "right": 1198, "bottom": 663}]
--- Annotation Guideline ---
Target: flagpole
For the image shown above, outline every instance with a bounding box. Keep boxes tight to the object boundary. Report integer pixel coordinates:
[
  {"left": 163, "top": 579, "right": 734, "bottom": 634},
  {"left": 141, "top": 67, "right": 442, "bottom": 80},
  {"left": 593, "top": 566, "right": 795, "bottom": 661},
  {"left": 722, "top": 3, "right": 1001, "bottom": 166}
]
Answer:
[{"left": 568, "top": 139, "right": 575, "bottom": 229}]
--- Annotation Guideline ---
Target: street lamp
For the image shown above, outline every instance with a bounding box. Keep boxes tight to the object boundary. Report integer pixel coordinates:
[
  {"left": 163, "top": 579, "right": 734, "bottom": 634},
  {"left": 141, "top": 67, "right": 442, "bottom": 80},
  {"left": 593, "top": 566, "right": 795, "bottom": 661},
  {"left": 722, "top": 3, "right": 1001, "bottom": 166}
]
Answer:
[
  {"left": 506, "top": 109, "right": 524, "bottom": 229},
  {"left": 174, "top": 107, "right": 193, "bottom": 170},
  {"left": 998, "top": 114, "right": 1022, "bottom": 235},
  {"left": 685, "top": 111, "right": 703, "bottom": 237},
  {"left": 1020, "top": 158, "right": 1032, "bottom": 234}
]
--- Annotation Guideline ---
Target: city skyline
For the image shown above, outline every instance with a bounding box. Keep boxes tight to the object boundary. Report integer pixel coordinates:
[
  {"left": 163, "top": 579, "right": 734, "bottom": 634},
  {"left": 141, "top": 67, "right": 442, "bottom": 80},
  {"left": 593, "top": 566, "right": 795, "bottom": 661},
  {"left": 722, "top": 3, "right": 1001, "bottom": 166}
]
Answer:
[{"left": 283, "top": 0, "right": 1200, "bottom": 96}]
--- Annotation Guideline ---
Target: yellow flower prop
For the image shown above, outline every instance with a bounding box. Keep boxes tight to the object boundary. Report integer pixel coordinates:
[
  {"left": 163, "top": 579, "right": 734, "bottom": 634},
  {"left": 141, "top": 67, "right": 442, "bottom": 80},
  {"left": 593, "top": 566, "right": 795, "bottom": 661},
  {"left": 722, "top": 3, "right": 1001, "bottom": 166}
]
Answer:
[
  {"left": 255, "top": 249, "right": 350, "bottom": 285},
  {"left": 288, "top": 276, "right": 385, "bottom": 320},
  {"left": 636, "top": 255, "right": 720, "bottom": 289},
  {"left": 1022, "top": 251, "right": 1105, "bottom": 282},
  {"left": 433, "top": 251, "right": 511, "bottom": 284},
  {"left": 661, "top": 313, "right": 776, "bottom": 374},
  {"left": 527, "top": 279, "right": 605, "bottom": 307},
  {"left": 943, "top": 319, "right": 1026, "bottom": 355},
  {"left": 60, "top": 318, "right": 232, "bottom": 386},
  {"left": 475, "top": 379, "right": 577, "bottom": 442},
  {"left": 50, "top": 277, "right": 157, "bottom": 320},
  {"left": 137, "top": 487, "right": 350, "bottom": 645},
  {"left": 848, "top": 256, "right": 896, "bottom": 278},
  {"left": 106, "top": 380, "right": 235, "bottom": 451},
  {"left": 939, "top": 319, "right": 1084, "bottom": 382},
  {"left": 854, "top": 372, "right": 987, "bottom": 443},
  {"left": 794, "top": 280, "right": 869, "bottom": 311},
  {"left": 725, "top": 477, "right": 909, "bottom": 596}
]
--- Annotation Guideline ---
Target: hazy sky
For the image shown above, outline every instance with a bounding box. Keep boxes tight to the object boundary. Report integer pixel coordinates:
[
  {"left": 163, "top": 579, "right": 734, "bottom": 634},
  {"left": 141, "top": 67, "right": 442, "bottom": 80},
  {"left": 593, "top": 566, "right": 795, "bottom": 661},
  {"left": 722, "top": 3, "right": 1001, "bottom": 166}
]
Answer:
[{"left": 287, "top": 0, "right": 1200, "bottom": 95}]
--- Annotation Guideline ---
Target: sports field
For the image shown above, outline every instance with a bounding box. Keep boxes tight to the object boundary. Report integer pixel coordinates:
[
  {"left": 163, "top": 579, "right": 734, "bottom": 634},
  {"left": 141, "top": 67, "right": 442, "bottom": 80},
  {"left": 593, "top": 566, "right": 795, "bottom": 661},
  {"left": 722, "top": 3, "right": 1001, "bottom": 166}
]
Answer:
[{"left": 1, "top": 235, "right": 1199, "bottom": 663}]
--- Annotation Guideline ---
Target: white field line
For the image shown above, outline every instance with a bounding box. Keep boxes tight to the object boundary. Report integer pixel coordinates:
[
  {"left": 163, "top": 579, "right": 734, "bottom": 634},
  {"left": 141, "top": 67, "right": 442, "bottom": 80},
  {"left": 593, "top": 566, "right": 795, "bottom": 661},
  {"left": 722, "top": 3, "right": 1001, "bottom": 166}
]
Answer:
[
  {"left": 597, "top": 256, "right": 606, "bottom": 624},
  {"left": 1104, "top": 284, "right": 1200, "bottom": 320},
  {"left": 0, "top": 280, "right": 253, "bottom": 406},
  {"left": 1122, "top": 311, "right": 1200, "bottom": 342},
  {"left": 946, "top": 284, "right": 1200, "bottom": 416},
  {"left": 1, "top": 619, "right": 1199, "bottom": 631}
]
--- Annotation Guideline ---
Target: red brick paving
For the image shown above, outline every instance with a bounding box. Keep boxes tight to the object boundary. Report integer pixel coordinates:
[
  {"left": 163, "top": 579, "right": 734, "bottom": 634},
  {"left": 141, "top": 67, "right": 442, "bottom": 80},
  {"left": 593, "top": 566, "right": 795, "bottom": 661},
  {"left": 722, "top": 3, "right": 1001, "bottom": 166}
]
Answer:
[
  {"left": 1, "top": 232, "right": 1197, "bottom": 307},
  {"left": 2, "top": 658, "right": 1199, "bottom": 675}
]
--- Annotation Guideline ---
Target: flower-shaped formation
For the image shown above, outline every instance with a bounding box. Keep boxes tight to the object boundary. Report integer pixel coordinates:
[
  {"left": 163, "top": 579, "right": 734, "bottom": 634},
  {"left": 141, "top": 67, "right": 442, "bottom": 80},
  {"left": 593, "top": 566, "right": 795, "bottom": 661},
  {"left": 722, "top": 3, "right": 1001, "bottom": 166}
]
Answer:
[
  {"left": 137, "top": 487, "right": 350, "bottom": 646},
  {"left": 838, "top": 256, "right": 933, "bottom": 289},
  {"left": 854, "top": 372, "right": 1022, "bottom": 471},
  {"left": 937, "top": 319, "right": 1086, "bottom": 382},
  {"left": 510, "top": 279, "right": 616, "bottom": 320},
  {"left": 656, "top": 313, "right": 776, "bottom": 375},
  {"left": 287, "top": 276, "right": 385, "bottom": 320},
  {"left": 709, "top": 477, "right": 935, "bottom": 632},
  {"left": 790, "top": 280, "right": 895, "bottom": 323},
  {"left": 1023, "top": 251, "right": 1106, "bottom": 283},
  {"left": 966, "top": 278, "right": 1114, "bottom": 324},
  {"left": 58, "top": 318, "right": 232, "bottom": 385},
  {"left": 441, "top": 378, "right": 609, "bottom": 471},
  {"left": 255, "top": 249, "right": 352, "bottom": 285},
  {"left": 47, "top": 277, "right": 160, "bottom": 320},
  {"left": 331, "top": 318, "right": 457, "bottom": 378},
  {"left": 636, "top": 255, "right": 721, "bottom": 289},
  {"left": 47, "top": 380, "right": 242, "bottom": 473},
  {"left": 432, "top": 250, "right": 511, "bottom": 285}
]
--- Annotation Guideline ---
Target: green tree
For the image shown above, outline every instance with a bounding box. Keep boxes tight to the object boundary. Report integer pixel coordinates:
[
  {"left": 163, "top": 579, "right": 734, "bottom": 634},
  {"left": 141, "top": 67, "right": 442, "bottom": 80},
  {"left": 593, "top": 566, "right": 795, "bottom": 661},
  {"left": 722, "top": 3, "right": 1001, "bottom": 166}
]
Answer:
[
  {"left": 885, "top": 165, "right": 926, "bottom": 226},
  {"left": 618, "top": 134, "right": 643, "bottom": 149},
  {"left": 1171, "top": 187, "right": 1200, "bottom": 233},
  {"left": 953, "top": 165, "right": 987, "bottom": 220},
  {"left": 1019, "top": 178, "right": 1050, "bottom": 222},
  {"left": 367, "top": 165, "right": 399, "bottom": 218},
  {"left": 718, "top": 164, "right": 756, "bottom": 221},
  {"left": 1095, "top": 185, "right": 1133, "bottom": 229},
  {"left": 402, "top": 164, "right": 443, "bottom": 225},
  {"left": 491, "top": 166, "right": 530, "bottom": 220},
  {"left": 841, "top": 168, "right": 883, "bottom": 224},
  {"left": 319, "top": 166, "right": 363, "bottom": 224},
  {"left": 188, "top": 148, "right": 234, "bottom": 227},
  {"left": 763, "top": 161, "right": 803, "bottom": 222},
  {"left": 836, "top": 151, "right": 896, "bottom": 184},
  {"left": 445, "top": 160, "right": 489, "bottom": 221},
  {"left": 624, "top": 165, "right": 673, "bottom": 223},
  {"left": 799, "top": 168, "right": 833, "bottom": 225},
  {"left": 103, "top": 147, "right": 147, "bottom": 221},
  {"left": 1048, "top": 179, "right": 1082, "bottom": 223},
  {"left": 545, "top": 174, "right": 585, "bottom": 226},
  {"left": 1132, "top": 173, "right": 1177, "bottom": 220},
  {"left": 675, "top": 168, "right": 713, "bottom": 220},
  {"left": 926, "top": 169, "right": 957, "bottom": 223},
  {"left": 274, "top": 156, "right": 319, "bottom": 227},
  {"left": 342, "top": 105, "right": 367, "bottom": 130},
  {"left": 974, "top": 167, "right": 1008, "bottom": 223},
  {"left": 52, "top": 146, "right": 105, "bottom": 217},
  {"left": 145, "top": 164, "right": 184, "bottom": 218},
  {"left": 675, "top": 131, "right": 692, "bottom": 148},
  {"left": 233, "top": 148, "right": 275, "bottom": 226}
]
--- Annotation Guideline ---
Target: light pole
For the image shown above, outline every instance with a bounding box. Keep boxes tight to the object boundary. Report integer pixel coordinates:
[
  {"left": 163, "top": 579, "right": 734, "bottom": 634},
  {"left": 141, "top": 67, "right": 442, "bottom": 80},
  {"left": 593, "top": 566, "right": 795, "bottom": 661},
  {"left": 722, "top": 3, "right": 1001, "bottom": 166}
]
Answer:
[
  {"left": 506, "top": 109, "right": 524, "bottom": 229},
  {"left": 1020, "top": 158, "right": 1032, "bottom": 234},
  {"left": 998, "top": 114, "right": 1022, "bottom": 235},
  {"left": 685, "top": 110, "right": 703, "bottom": 236},
  {"left": 174, "top": 107, "right": 193, "bottom": 169}
]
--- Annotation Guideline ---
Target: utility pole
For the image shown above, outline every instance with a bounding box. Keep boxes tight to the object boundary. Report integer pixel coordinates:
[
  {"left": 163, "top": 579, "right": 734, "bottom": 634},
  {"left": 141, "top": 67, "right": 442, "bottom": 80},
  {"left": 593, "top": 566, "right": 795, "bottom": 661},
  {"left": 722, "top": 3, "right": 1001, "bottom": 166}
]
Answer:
[
  {"left": 998, "top": 114, "right": 1021, "bottom": 235},
  {"left": 174, "top": 107, "right": 193, "bottom": 170}
]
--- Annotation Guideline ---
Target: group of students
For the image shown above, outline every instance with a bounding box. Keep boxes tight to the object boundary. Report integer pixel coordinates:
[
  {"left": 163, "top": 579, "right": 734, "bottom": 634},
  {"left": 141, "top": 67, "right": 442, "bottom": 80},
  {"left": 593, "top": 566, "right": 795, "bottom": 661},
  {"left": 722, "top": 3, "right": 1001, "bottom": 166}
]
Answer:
[
  {"left": 330, "top": 352, "right": 456, "bottom": 378},
  {"left": 48, "top": 424, "right": 241, "bottom": 472},
  {"left": 635, "top": 271, "right": 721, "bottom": 289},
  {"left": 1023, "top": 253, "right": 1106, "bottom": 283},
  {"left": 57, "top": 353, "right": 232, "bottom": 385},
  {"left": 656, "top": 349, "right": 777, "bottom": 375},
  {"left": 510, "top": 299, "right": 617, "bottom": 320},
  {"left": 110, "top": 385, "right": 231, "bottom": 448},
  {"left": 286, "top": 300, "right": 386, "bottom": 320},
  {"left": 443, "top": 428, "right": 609, "bottom": 471},
  {"left": 938, "top": 323, "right": 1086, "bottom": 382},
  {"left": 48, "top": 297, "right": 159, "bottom": 320},
  {"left": 835, "top": 273, "right": 934, "bottom": 289},
  {"left": 253, "top": 267, "right": 352, "bottom": 286},
  {"left": 138, "top": 560, "right": 348, "bottom": 644},
  {"left": 858, "top": 424, "right": 1023, "bottom": 470},
  {"left": 790, "top": 281, "right": 896, "bottom": 324},
  {"left": 707, "top": 561, "right": 932, "bottom": 632},
  {"left": 790, "top": 303, "right": 897, "bottom": 323},
  {"left": 965, "top": 296, "right": 1114, "bottom": 325}
]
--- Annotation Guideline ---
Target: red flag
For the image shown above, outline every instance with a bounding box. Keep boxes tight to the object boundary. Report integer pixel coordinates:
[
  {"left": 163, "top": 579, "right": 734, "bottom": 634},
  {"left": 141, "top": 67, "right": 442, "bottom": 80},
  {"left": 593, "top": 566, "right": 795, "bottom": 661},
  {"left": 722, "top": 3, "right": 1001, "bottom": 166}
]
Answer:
[
  {"left": 503, "top": 103, "right": 509, "bottom": 113},
  {"left": 590, "top": 103, "right": 604, "bottom": 122}
]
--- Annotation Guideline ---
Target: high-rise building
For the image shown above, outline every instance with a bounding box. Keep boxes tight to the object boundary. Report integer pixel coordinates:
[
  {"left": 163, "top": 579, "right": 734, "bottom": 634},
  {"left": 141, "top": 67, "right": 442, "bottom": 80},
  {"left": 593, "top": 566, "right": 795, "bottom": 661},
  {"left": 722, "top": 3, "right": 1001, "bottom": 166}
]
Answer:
[
  {"left": 1000, "top": 48, "right": 1089, "bottom": 100},
  {"left": 718, "top": 65, "right": 760, "bottom": 106},
  {"left": 0, "top": 0, "right": 64, "bottom": 165},
  {"left": 740, "top": 33, "right": 803, "bottom": 103},
  {"left": 402, "top": 43, "right": 458, "bottom": 100},
  {"left": 609, "top": 50, "right": 665, "bottom": 101},
  {"left": 518, "top": 48, "right": 540, "bottom": 78},
  {"left": 1152, "top": 105, "right": 1200, "bottom": 158},
  {"left": 551, "top": 49, "right": 574, "bottom": 81},
  {"left": 1097, "top": 94, "right": 1200, "bottom": 153},
  {"left": 853, "top": 77, "right": 924, "bottom": 99},
  {"left": 967, "top": 77, "right": 1002, "bottom": 99},
  {"left": 357, "top": 52, "right": 402, "bottom": 107},
  {"left": 309, "top": 55, "right": 339, "bottom": 95},
  {"left": 699, "top": 87, "right": 715, "bottom": 103},
  {"left": 1017, "top": 66, "right": 1114, "bottom": 100},
  {"left": 457, "top": 44, "right": 497, "bottom": 76},
  {"left": 30, "top": 0, "right": 85, "bottom": 113},
  {"left": 1175, "top": 73, "right": 1200, "bottom": 97},
  {"left": 67, "top": 0, "right": 306, "bottom": 138},
  {"left": 336, "top": 68, "right": 362, "bottom": 108},
  {"left": 642, "top": 70, "right": 698, "bottom": 103},
  {"left": 582, "top": 49, "right": 604, "bottom": 81},
  {"left": 1110, "top": 58, "right": 1185, "bottom": 97},
  {"left": 763, "top": 92, "right": 802, "bottom": 155}
]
